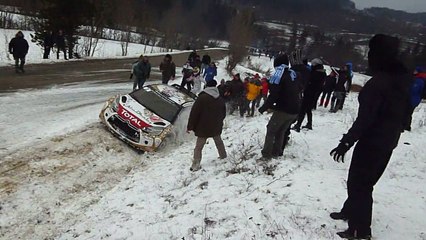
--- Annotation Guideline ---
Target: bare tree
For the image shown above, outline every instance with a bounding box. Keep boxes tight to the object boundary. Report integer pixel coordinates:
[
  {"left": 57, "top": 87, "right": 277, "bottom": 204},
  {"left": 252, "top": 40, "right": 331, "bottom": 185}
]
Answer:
[
  {"left": 226, "top": 9, "right": 254, "bottom": 74},
  {"left": 112, "top": 0, "right": 136, "bottom": 56},
  {"left": 159, "top": 1, "right": 186, "bottom": 52}
]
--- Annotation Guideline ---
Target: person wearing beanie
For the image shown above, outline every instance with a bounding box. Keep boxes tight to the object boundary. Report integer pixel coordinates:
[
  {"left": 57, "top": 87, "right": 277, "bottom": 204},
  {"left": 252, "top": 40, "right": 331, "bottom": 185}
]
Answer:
[
  {"left": 187, "top": 79, "right": 227, "bottom": 171},
  {"left": 258, "top": 54, "right": 302, "bottom": 159},
  {"left": 329, "top": 34, "right": 412, "bottom": 239},
  {"left": 159, "top": 54, "right": 176, "bottom": 84}
]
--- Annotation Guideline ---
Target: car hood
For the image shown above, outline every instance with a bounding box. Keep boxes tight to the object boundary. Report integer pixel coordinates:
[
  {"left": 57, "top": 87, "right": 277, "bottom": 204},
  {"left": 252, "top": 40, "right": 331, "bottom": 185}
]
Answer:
[{"left": 117, "top": 95, "right": 171, "bottom": 129}]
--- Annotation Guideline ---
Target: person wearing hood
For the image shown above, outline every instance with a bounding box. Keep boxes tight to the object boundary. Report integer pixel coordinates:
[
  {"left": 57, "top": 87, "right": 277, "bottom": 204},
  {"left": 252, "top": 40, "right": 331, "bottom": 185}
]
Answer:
[
  {"left": 329, "top": 34, "right": 412, "bottom": 239},
  {"left": 8, "top": 31, "right": 29, "bottom": 73},
  {"left": 187, "top": 80, "right": 227, "bottom": 171},
  {"left": 258, "top": 54, "right": 302, "bottom": 159}
]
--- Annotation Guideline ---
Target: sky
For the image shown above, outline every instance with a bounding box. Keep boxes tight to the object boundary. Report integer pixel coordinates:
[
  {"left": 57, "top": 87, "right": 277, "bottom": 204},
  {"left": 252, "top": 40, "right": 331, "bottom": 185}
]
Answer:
[{"left": 352, "top": 0, "right": 426, "bottom": 13}]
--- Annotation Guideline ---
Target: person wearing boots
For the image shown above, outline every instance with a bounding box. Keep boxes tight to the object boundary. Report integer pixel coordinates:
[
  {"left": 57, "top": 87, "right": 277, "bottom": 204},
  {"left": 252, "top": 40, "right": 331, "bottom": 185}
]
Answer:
[
  {"left": 292, "top": 59, "right": 326, "bottom": 131},
  {"left": 329, "top": 34, "right": 412, "bottom": 239},
  {"left": 187, "top": 80, "right": 227, "bottom": 171},
  {"left": 8, "top": 31, "right": 29, "bottom": 73},
  {"left": 258, "top": 54, "right": 302, "bottom": 159}
]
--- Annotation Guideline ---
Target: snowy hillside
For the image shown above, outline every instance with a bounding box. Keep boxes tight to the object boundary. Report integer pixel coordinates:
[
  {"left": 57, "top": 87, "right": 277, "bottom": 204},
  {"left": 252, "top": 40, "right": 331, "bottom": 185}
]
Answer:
[
  {"left": 0, "top": 29, "right": 167, "bottom": 66},
  {"left": 0, "top": 54, "right": 425, "bottom": 239}
]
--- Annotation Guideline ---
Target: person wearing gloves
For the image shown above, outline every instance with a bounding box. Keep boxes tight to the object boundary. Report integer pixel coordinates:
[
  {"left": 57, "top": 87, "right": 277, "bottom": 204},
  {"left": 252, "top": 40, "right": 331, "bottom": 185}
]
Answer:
[
  {"left": 258, "top": 54, "right": 302, "bottom": 159},
  {"left": 329, "top": 34, "right": 412, "bottom": 240},
  {"left": 187, "top": 80, "right": 227, "bottom": 171}
]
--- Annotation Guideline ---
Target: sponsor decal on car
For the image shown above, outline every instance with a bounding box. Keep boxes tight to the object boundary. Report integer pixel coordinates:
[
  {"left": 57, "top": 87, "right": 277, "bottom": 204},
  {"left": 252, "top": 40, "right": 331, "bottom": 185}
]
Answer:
[{"left": 117, "top": 104, "right": 151, "bottom": 129}]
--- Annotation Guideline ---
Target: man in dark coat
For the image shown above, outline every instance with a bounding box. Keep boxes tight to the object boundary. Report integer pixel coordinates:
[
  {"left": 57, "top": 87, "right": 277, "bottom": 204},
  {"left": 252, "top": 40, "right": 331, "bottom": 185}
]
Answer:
[
  {"left": 258, "top": 54, "right": 302, "bottom": 159},
  {"left": 329, "top": 34, "right": 412, "bottom": 239},
  {"left": 330, "top": 64, "right": 351, "bottom": 112},
  {"left": 55, "top": 30, "right": 67, "bottom": 60},
  {"left": 43, "top": 30, "right": 54, "bottom": 59},
  {"left": 187, "top": 80, "right": 227, "bottom": 171},
  {"left": 159, "top": 54, "right": 176, "bottom": 84},
  {"left": 9, "top": 31, "right": 29, "bottom": 73},
  {"left": 319, "top": 68, "right": 338, "bottom": 108},
  {"left": 132, "top": 55, "right": 151, "bottom": 90},
  {"left": 228, "top": 73, "right": 246, "bottom": 117},
  {"left": 292, "top": 59, "right": 326, "bottom": 131}
]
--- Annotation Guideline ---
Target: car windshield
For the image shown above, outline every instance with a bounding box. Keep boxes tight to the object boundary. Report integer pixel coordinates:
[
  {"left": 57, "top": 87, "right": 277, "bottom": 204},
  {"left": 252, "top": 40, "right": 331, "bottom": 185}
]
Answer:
[{"left": 130, "top": 88, "right": 181, "bottom": 123}]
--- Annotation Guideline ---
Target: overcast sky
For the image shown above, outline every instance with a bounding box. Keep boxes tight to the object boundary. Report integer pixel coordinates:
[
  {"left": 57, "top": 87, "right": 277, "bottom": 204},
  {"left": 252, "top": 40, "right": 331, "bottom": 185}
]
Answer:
[{"left": 352, "top": 0, "right": 426, "bottom": 13}]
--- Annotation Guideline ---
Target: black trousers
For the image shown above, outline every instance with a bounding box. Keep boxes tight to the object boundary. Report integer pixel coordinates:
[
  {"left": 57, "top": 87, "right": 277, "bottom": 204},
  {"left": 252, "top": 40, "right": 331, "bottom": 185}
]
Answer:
[
  {"left": 180, "top": 77, "right": 193, "bottom": 92},
  {"left": 295, "top": 99, "right": 313, "bottom": 127},
  {"left": 57, "top": 46, "right": 67, "bottom": 59},
  {"left": 43, "top": 46, "right": 52, "bottom": 59},
  {"left": 340, "top": 141, "right": 393, "bottom": 234}
]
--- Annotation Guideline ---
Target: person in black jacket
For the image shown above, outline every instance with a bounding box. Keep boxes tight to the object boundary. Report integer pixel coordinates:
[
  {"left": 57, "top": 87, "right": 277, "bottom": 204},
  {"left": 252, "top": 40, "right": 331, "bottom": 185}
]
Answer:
[
  {"left": 228, "top": 73, "right": 246, "bottom": 117},
  {"left": 55, "top": 30, "right": 67, "bottom": 60},
  {"left": 187, "top": 80, "right": 227, "bottom": 171},
  {"left": 8, "top": 31, "right": 29, "bottom": 73},
  {"left": 292, "top": 59, "right": 326, "bottom": 131},
  {"left": 329, "top": 34, "right": 412, "bottom": 240},
  {"left": 258, "top": 54, "right": 302, "bottom": 159},
  {"left": 330, "top": 64, "right": 351, "bottom": 112},
  {"left": 43, "top": 30, "right": 54, "bottom": 59},
  {"left": 319, "top": 67, "right": 338, "bottom": 108}
]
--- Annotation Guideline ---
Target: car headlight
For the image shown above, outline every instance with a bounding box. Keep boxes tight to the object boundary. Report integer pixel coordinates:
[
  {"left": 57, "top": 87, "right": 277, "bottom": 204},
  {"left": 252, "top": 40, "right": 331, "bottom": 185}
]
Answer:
[
  {"left": 111, "top": 97, "right": 120, "bottom": 111},
  {"left": 143, "top": 126, "right": 164, "bottom": 135}
]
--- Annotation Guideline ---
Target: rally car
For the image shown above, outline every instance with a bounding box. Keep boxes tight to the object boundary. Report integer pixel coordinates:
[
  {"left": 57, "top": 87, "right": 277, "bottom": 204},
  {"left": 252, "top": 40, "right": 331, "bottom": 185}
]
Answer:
[{"left": 99, "top": 84, "right": 196, "bottom": 152}]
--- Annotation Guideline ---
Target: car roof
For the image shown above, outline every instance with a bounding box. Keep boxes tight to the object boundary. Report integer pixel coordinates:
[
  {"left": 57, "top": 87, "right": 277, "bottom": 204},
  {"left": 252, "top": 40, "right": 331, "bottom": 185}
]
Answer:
[{"left": 145, "top": 84, "right": 196, "bottom": 106}]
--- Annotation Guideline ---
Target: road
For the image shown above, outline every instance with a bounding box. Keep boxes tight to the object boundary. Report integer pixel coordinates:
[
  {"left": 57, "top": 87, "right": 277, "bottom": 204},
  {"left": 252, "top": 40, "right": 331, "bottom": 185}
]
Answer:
[{"left": 0, "top": 49, "right": 228, "bottom": 92}]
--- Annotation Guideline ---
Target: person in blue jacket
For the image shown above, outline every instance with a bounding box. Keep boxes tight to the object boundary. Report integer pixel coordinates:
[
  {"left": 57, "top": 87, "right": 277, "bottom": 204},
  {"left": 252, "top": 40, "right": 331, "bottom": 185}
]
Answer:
[
  {"left": 203, "top": 62, "right": 217, "bottom": 83},
  {"left": 404, "top": 66, "right": 425, "bottom": 131}
]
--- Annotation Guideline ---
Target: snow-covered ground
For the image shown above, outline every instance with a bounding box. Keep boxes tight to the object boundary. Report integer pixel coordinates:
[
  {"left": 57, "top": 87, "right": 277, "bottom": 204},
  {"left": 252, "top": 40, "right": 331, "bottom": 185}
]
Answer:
[
  {"left": 0, "top": 28, "right": 175, "bottom": 66},
  {"left": 1, "top": 54, "right": 425, "bottom": 239}
]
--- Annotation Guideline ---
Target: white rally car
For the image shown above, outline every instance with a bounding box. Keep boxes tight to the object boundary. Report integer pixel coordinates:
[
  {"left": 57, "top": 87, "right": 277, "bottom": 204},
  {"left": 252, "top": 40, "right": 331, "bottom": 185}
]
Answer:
[{"left": 99, "top": 84, "right": 196, "bottom": 152}]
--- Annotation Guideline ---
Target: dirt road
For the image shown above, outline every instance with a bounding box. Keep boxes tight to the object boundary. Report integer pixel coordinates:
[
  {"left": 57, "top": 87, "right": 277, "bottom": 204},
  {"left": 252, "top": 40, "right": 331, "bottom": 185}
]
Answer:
[{"left": 0, "top": 49, "right": 228, "bottom": 92}]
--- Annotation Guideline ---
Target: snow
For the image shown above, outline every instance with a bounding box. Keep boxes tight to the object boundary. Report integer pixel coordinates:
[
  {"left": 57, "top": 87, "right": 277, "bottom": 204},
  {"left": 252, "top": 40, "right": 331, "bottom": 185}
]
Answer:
[
  {"left": 1, "top": 42, "right": 426, "bottom": 239},
  {"left": 0, "top": 29, "right": 170, "bottom": 67}
]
